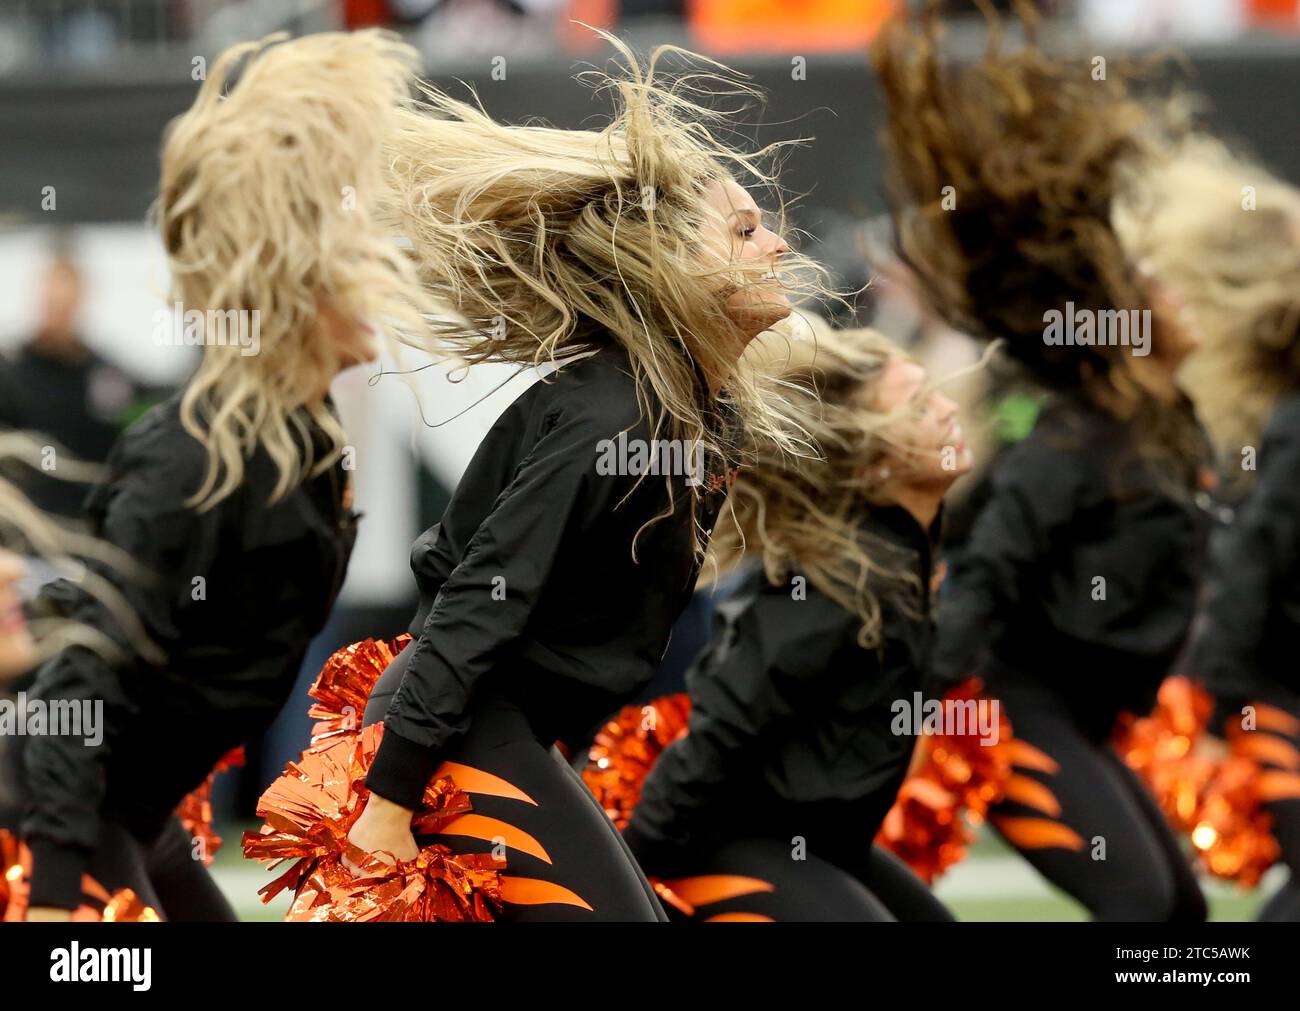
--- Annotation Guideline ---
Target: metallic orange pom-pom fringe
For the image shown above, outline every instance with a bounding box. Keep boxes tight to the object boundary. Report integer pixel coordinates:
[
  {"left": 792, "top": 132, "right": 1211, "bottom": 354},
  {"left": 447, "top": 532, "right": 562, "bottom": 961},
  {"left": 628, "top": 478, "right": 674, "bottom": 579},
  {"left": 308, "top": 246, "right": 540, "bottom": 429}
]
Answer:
[
  {"left": 874, "top": 679, "right": 1016, "bottom": 883},
  {"left": 582, "top": 682, "right": 1015, "bottom": 884},
  {"left": 174, "top": 746, "right": 245, "bottom": 867},
  {"left": 1, "top": 829, "right": 159, "bottom": 922},
  {"left": 582, "top": 693, "right": 692, "bottom": 831},
  {"left": 1114, "top": 676, "right": 1283, "bottom": 887},
  {"left": 243, "top": 636, "right": 505, "bottom": 922}
]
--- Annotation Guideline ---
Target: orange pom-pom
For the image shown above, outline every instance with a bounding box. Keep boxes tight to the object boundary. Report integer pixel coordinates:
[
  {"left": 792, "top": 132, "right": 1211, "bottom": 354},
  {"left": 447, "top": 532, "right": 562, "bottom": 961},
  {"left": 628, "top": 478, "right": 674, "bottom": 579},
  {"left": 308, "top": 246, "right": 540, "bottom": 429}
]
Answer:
[
  {"left": 1, "top": 829, "right": 159, "bottom": 922},
  {"left": 1189, "top": 737, "right": 1281, "bottom": 888},
  {"left": 1114, "top": 676, "right": 1217, "bottom": 833},
  {"left": 243, "top": 637, "right": 502, "bottom": 922},
  {"left": 308, "top": 635, "right": 411, "bottom": 744},
  {"left": 582, "top": 694, "right": 692, "bottom": 831},
  {"left": 874, "top": 679, "right": 1016, "bottom": 883},
  {"left": 174, "top": 746, "right": 246, "bottom": 866},
  {"left": 1116, "top": 676, "right": 1283, "bottom": 887}
]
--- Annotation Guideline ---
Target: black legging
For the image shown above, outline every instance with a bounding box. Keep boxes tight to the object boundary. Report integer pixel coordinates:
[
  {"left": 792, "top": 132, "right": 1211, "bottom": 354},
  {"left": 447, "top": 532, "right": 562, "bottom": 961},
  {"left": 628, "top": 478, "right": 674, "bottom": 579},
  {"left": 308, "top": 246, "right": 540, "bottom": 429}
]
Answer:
[
  {"left": 42, "top": 817, "right": 238, "bottom": 922},
  {"left": 364, "top": 646, "right": 667, "bottom": 922},
  {"left": 648, "top": 838, "right": 954, "bottom": 922},
  {"left": 987, "top": 679, "right": 1207, "bottom": 921},
  {"left": 3, "top": 728, "right": 236, "bottom": 922},
  {"left": 1241, "top": 697, "right": 1300, "bottom": 923}
]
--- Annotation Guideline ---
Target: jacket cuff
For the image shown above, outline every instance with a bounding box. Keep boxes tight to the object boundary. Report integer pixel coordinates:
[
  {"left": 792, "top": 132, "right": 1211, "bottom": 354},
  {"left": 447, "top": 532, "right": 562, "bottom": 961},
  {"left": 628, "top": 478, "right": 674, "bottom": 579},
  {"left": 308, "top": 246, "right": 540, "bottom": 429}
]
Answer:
[
  {"left": 365, "top": 727, "right": 443, "bottom": 810},
  {"left": 27, "top": 837, "right": 90, "bottom": 910}
]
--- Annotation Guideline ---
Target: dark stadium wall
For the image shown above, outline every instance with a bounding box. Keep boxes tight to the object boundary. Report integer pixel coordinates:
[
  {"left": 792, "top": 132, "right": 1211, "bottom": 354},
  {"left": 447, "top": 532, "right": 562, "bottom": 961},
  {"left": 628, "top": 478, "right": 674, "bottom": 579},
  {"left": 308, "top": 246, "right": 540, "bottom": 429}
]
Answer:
[{"left": 1, "top": 47, "right": 1298, "bottom": 231}]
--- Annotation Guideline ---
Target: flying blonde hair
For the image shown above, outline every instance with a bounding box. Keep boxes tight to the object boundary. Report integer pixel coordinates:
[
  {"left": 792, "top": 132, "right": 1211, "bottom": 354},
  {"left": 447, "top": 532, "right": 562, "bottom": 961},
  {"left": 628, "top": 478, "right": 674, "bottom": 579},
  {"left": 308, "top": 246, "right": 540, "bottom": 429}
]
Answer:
[
  {"left": 0, "top": 435, "right": 156, "bottom": 668},
  {"left": 157, "top": 29, "right": 438, "bottom": 510},
  {"left": 1115, "top": 134, "right": 1300, "bottom": 475},
  {"left": 384, "top": 33, "right": 839, "bottom": 553},
  {"left": 708, "top": 322, "right": 930, "bottom": 648}
]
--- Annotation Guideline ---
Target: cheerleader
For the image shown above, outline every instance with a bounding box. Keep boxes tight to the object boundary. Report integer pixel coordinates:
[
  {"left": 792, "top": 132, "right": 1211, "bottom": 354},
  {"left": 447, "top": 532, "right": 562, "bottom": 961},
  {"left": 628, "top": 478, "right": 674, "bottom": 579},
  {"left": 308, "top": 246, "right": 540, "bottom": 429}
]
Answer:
[
  {"left": 20, "top": 30, "right": 435, "bottom": 921},
  {"left": 874, "top": 12, "right": 1210, "bottom": 920},
  {"left": 0, "top": 551, "right": 33, "bottom": 681},
  {"left": 622, "top": 326, "right": 968, "bottom": 921},
  {"left": 337, "top": 38, "right": 829, "bottom": 921},
  {"left": 1129, "top": 137, "right": 1300, "bottom": 920},
  {"left": 0, "top": 441, "right": 138, "bottom": 685}
]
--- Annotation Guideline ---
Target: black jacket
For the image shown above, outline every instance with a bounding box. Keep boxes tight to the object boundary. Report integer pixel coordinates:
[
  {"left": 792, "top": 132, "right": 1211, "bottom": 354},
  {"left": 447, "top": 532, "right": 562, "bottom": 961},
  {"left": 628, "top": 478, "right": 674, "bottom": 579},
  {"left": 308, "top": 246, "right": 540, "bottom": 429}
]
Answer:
[
  {"left": 22, "top": 395, "right": 356, "bottom": 908},
  {"left": 365, "top": 347, "right": 742, "bottom": 808},
  {"left": 1190, "top": 391, "right": 1300, "bottom": 710},
  {"left": 931, "top": 394, "right": 1210, "bottom": 738},
  {"left": 0, "top": 343, "right": 150, "bottom": 518},
  {"left": 624, "top": 505, "right": 937, "bottom": 874}
]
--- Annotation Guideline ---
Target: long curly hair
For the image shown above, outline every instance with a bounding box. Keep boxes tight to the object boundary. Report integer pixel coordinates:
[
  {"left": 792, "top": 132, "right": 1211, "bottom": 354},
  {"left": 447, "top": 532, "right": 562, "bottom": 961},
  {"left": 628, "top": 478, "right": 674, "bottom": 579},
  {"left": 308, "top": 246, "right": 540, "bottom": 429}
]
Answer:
[
  {"left": 158, "top": 30, "right": 438, "bottom": 510},
  {"left": 384, "top": 33, "right": 840, "bottom": 554},
  {"left": 707, "top": 323, "right": 930, "bottom": 647},
  {"left": 1116, "top": 134, "right": 1300, "bottom": 480},
  {"left": 874, "top": 2, "right": 1204, "bottom": 488},
  {"left": 0, "top": 435, "right": 153, "bottom": 667}
]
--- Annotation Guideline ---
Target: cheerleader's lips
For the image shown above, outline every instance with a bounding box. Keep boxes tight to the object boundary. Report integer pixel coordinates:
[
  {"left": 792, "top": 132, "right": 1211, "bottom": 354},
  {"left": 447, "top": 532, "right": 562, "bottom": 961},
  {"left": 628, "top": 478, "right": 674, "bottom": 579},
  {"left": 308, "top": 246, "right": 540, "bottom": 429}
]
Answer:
[{"left": 0, "top": 601, "right": 26, "bottom": 635}]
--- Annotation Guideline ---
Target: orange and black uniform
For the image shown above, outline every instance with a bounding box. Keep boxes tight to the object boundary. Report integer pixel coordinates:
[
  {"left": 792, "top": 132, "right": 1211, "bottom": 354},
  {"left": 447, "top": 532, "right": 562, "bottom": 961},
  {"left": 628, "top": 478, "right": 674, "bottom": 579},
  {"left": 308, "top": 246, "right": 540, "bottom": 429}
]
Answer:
[
  {"left": 624, "top": 506, "right": 952, "bottom": 921},
  {"left": 20, "top": 395, "right": 356, "bottom": 917},
  {"left": 1191, "top": 390, "right": 1300, "bottom": 921},
  {"left": 933, "top": 393, "right": 1211, "bottom": 920},
  {"left": 363, "top": 346, "right": 741, "bottom": 921}
]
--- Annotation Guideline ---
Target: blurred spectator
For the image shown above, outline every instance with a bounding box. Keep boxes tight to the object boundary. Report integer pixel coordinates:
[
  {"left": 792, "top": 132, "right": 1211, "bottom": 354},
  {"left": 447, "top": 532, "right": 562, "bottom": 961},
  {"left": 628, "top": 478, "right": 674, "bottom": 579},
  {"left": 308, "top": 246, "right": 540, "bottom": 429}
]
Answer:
[{"left": 0, "top": 239, "right": 156, "bottom": 522}]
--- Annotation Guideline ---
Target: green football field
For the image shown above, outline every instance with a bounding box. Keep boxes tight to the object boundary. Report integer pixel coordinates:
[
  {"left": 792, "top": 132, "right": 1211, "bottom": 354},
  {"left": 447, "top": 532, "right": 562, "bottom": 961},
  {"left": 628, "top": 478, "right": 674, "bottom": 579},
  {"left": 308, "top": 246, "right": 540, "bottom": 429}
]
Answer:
[{"left": 212, "top": 822, "right": 1274, "bottom": 922}]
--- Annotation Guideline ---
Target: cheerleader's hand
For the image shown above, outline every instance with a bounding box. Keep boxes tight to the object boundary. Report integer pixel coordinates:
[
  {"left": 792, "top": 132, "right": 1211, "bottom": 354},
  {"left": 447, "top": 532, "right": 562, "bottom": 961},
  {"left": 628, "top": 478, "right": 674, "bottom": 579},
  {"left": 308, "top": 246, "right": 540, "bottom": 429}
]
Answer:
[
  {"left": 26, "top": 906, "right": 74, "bottom": 922},
  {"left": 343, "top": 793, "right": 418, "bottom": 876}
]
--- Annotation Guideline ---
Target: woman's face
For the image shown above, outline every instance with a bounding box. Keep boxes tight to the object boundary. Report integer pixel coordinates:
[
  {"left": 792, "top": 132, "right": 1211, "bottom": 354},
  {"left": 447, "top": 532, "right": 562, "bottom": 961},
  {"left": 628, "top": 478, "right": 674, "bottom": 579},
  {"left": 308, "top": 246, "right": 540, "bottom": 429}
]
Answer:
[
  {"left": 1140, "top": 266, "right": 1200, "bottom": 370},
  {"left": 865, "top": 355, "right": 973, "bottom": 494},
  {"left": 321, "top": 301, "right": 379, "bottom": 371},
  {"left": 0, "top": 550, "right": 36, "bottom": 682},
  {"left": 701, "top": 178, "right": 792, "bottom": 338}
]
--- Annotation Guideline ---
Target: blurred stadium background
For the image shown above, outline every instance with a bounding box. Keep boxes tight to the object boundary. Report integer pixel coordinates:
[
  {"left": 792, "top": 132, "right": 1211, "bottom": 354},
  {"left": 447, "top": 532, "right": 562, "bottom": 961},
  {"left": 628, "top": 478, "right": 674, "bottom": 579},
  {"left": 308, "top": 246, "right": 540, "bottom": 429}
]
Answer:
[{"left": 2, "top": 0, "right": 1298, "bottom": 919}]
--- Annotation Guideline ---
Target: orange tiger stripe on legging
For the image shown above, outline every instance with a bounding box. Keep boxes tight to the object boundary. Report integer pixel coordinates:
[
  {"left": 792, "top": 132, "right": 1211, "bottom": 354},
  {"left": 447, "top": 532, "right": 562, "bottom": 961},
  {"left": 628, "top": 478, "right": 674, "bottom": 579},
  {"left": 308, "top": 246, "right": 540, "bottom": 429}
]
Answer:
[
  {"left": 702, "top": 912, "right": 775, "bottom": 922},
  {"left": 1001, "top": 773, "right": 1063, "bottom": 816},
  {"left": 428, "top": 762, "right": 594, "bottom": 910},
  {"left": 991, "top": 816, "right": 1086, "bottom": 851},
  {"left": 1253, "top": 704, "right": 1300, "bottom": 738},
  {"left": 1234, "top": 733, "right": 1300, "bottom": 770}
]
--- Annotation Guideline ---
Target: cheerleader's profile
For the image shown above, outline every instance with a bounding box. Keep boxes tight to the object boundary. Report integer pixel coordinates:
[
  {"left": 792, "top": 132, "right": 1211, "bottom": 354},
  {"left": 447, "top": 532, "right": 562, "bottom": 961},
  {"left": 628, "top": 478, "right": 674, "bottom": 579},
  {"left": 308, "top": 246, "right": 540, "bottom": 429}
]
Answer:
[
  {"left": 325, "top": 36, "right": 836, "bottom": 921},
  {"left": 875, "top": 10, "right": 1211, "bottom": 920},
  {"left": 622, "top": 325, "right": 970, "bottom": 921},
  {"left": 19, "top": 30, "right": 435, "bottom": 921}
]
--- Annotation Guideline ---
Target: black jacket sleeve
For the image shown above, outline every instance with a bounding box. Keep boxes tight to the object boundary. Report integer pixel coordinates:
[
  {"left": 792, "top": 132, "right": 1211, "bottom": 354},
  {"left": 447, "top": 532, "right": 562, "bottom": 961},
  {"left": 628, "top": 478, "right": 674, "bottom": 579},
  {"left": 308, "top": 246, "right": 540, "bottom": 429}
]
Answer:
[
  {"left": 930, "top": 434, "right": 1085, "bottom": 690},
  {"left": 22, "top": 425, "right": 221, "bottom": 909},
  {"left": 1190, "top": 397, "right": 1300, "bottom": 700},
  {"left": 623, "top": 581, "right": 849, "bottom": 865},
  {"left": 365, "top": 399, "right": 650, "bottom": 808}
]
